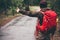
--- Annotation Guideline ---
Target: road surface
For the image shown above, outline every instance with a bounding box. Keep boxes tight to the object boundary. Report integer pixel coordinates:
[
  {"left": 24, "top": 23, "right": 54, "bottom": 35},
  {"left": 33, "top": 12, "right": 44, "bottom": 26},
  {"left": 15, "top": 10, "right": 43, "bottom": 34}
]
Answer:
[{"left": 0, "top": 15, "right": 38, "bottom": 40}]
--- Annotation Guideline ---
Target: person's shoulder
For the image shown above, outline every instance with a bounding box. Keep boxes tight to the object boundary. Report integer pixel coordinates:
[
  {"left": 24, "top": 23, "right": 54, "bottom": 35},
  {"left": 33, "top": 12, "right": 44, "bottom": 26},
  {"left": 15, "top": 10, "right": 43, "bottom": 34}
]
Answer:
[
  {"left": 45, "top": 9, "right": 57, "bottom": 16},
  {"left": 45, "top": 8, "right": 55, "bottom": 13}
]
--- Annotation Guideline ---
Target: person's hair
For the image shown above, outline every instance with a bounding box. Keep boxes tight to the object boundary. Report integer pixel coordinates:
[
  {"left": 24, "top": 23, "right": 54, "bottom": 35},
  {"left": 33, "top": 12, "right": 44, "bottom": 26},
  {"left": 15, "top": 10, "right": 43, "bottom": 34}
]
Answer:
[{"left": 40, "top": 2, "right": 47, "bottom": 8}]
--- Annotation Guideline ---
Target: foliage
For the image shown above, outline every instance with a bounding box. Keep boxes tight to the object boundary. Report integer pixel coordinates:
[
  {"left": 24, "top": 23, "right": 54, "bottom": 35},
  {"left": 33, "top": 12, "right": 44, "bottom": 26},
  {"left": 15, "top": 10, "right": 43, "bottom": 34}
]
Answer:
[
  {"left": 0, "top": 0, "right": 60, "bottom": 16},
  {"left": 0, "top": 0, "right": 23, "bottom": 16},
  {"left": 23, "top": 0, "right": 41, "bottom": 6}
]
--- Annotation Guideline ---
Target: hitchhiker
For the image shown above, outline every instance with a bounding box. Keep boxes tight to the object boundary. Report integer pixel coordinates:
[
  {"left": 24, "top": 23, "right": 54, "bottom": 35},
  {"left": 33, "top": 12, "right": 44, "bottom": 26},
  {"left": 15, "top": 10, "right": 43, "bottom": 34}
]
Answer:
[
  {"left": 35, "top": 1, "right": 57, "bottom": 40},
  {"left": 17, "top": 1, "right": 57, "bottom": 40}
]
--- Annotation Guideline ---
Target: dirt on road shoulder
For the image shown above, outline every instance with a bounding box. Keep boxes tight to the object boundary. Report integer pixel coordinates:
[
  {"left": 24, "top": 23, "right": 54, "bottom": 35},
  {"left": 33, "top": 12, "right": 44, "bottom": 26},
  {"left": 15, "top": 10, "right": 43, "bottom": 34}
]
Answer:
[{"left": 0, "top": 14, "right": 21, "bottom": 27}]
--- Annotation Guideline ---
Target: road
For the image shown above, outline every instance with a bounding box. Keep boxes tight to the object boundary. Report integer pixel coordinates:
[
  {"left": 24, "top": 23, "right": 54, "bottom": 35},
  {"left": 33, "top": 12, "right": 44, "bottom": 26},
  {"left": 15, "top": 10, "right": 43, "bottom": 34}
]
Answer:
[{"left": 0, "top": 15, "right": 38, "bottom": 40}]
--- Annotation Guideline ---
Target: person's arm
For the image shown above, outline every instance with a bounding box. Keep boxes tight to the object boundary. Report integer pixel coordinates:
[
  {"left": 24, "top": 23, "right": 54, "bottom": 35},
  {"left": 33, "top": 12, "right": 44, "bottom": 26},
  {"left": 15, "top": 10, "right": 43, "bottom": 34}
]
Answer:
[{"left": 19, "top": 10, "right": 39, "bottom": 17}]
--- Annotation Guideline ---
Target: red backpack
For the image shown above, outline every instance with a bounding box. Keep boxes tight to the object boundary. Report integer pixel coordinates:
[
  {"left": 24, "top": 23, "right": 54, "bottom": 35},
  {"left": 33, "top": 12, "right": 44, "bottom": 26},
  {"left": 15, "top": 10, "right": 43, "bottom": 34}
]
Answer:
[{"left": 36, "top": 10, "right": 57, "bottom": 32}]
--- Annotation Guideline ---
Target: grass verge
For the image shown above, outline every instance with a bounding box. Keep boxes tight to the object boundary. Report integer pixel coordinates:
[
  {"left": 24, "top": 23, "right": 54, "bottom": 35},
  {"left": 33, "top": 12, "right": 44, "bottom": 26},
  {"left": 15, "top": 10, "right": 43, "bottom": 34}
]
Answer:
[{"left": 0, "top": 14, "right": 21, "bottom": 27}]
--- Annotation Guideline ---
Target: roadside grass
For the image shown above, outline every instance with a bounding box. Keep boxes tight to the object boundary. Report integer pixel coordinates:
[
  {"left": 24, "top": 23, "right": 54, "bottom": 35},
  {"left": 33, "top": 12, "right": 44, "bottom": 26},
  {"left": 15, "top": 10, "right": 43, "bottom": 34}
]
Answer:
[
  {"left": 0, "top": 14, "right": 21, "bottom": 27},
  {"left": 29, "top": 6, "right": 40, "bottom": 11}
]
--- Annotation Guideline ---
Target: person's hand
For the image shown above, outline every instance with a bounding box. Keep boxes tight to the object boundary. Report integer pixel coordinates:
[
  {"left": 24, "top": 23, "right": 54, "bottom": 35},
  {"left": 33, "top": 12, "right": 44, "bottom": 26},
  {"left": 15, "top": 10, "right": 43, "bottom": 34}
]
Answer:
[{"left": 16, "top": 8, "right": 20, "bottom": 12}]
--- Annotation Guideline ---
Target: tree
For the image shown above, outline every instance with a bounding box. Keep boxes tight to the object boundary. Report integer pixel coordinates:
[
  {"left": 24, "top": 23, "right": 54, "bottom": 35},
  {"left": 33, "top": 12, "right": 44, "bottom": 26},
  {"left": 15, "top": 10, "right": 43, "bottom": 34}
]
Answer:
[
  {"left": 0, "top": 0, "right": 12, "bottom": 16},
  {"left": 0, "top": 0, "right": 23, "bottom": 16}
]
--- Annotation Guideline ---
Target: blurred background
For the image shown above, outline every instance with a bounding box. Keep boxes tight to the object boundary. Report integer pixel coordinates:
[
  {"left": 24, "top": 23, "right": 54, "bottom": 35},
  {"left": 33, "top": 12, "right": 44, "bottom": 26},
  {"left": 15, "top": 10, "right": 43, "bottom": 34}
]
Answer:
[{"left": 0, "top": 0, "right": 60, "bottom": 26}]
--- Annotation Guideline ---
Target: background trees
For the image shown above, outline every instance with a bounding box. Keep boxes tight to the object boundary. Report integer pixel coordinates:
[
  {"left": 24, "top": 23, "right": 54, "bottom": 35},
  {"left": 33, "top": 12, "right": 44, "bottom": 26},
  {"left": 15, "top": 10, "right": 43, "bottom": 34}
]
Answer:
[
  {"left": 0, "top": 0, "right": 60, "bottom": 16},
  {"left": 0, "top": 0, "right": 23, "bottom": 16}
]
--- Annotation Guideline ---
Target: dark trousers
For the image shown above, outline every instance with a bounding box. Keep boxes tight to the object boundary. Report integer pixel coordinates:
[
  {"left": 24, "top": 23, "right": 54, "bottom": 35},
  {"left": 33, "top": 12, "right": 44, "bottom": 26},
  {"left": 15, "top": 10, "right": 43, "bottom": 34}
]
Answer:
[{"left": 36, "top": 26, "right": 56, "bottom": 40}]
